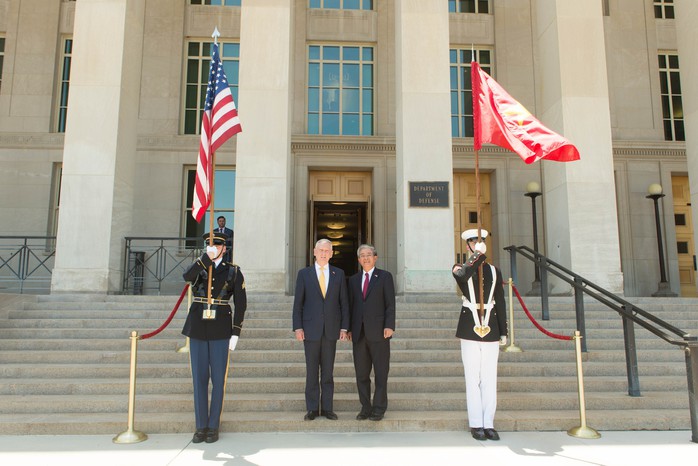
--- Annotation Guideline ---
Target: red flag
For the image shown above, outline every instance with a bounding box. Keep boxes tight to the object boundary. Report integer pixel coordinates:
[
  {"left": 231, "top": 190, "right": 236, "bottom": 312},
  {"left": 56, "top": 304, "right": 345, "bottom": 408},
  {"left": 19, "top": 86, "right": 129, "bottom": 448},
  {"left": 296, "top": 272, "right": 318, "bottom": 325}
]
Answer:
[
  {"left": 471, "top": 61, "right": 579, "bottom": 164},
  {"left": 192, "top": 43, "right": 242, "bottom": 222}
]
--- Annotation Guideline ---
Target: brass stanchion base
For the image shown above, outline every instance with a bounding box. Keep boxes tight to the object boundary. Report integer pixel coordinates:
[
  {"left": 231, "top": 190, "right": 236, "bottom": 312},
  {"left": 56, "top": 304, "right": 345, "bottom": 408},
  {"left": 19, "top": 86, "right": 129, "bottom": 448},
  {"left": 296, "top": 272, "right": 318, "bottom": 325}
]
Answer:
[
  {"left": 567, "top": 425, "right": 601, "bottom": 439},
  {"left": 113, "top": 429, "right": 148, "bottom": 444},
  {"left": 503, "top": 344, "right": 523, "bottom": 353}
]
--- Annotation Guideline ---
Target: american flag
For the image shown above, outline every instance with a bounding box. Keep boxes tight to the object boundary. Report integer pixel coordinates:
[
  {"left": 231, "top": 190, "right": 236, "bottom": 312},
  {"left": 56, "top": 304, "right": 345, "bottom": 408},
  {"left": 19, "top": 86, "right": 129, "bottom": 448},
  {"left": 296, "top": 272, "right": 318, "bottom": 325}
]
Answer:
[{"left": 192, "top": 43, "right": 242, "bottom": 222}]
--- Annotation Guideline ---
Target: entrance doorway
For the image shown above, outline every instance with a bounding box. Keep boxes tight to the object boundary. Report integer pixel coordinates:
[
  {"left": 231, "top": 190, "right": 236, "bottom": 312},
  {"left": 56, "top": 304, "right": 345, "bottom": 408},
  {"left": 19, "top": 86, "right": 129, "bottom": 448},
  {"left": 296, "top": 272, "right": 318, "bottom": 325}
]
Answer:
[
  {"left": 308, "top": 171, "right": 372, "bottom": 278},
  {"left": 311, "top": 202, "right": 369, "bottom": 277},
  {"left": 453, "top": 173, "right": 492, "bottom": 264},
  {"left": 672, "top": 175, "right": 697, "bottom": 297}
]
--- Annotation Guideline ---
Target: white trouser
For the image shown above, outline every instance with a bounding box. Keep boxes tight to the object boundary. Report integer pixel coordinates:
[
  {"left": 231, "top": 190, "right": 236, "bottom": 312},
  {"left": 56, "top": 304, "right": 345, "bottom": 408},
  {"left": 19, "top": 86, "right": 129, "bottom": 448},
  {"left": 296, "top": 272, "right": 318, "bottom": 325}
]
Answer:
[{"left": 460, "top": 339, "right": 500, "bottom": 429}]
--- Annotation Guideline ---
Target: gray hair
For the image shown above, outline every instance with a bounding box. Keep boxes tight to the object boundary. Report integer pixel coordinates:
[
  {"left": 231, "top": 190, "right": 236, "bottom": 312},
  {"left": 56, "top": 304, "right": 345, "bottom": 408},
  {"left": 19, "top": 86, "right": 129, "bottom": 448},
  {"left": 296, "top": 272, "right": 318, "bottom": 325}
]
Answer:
[
  {"left": 315, "top": 238, "right": 333, "bottom": 248},
  {"left": 356, "top": 244, "right": 377, "bottom": 257}
]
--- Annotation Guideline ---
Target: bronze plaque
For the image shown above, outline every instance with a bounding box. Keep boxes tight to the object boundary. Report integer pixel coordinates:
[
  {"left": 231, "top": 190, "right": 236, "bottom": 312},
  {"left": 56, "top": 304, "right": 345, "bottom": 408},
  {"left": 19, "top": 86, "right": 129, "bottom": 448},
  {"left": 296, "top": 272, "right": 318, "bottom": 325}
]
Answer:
[{"left": 409, "top": 182, "right": 449, "bottom": 208}]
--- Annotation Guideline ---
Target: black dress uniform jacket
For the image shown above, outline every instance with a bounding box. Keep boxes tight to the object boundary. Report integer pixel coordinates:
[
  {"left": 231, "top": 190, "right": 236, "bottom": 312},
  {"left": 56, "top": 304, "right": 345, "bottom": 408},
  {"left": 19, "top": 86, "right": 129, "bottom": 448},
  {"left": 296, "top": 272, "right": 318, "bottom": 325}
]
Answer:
[
  {"left": 452, "top": 252, "right": 508, "bottom": 342},
  {"left": 182, "top": 253, "right": 247, "bottom": 340}
]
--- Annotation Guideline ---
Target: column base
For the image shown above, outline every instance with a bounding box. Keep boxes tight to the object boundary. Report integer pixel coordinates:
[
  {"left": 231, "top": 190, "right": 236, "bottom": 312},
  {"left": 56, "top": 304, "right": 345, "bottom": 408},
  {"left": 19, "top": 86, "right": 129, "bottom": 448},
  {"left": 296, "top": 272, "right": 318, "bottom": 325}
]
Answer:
[
  {"left": 651, "top": 281, "right": 678, "bottom": 297},
  {"left": 526, "top": 280, "right": 542, "bottom": 296}
]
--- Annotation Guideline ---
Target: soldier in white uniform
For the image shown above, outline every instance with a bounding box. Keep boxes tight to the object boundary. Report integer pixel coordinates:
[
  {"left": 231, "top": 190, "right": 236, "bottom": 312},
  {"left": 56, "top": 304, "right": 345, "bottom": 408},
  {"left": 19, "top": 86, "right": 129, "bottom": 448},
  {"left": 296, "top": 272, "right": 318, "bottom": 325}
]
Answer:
[{"left": 452, "top": 229, "right": 508, "bottom": 441}]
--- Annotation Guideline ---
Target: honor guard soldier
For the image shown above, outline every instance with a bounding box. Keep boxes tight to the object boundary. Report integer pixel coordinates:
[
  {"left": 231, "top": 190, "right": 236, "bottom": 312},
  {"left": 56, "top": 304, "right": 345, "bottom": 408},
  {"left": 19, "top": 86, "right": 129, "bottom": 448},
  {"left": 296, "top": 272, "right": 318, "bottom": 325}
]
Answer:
[
  {"left": 182, "top": 231, "right": 246, "bottom": 444},
  {"left": 452, "top": 229, "right": 508, "bottom": 441}
]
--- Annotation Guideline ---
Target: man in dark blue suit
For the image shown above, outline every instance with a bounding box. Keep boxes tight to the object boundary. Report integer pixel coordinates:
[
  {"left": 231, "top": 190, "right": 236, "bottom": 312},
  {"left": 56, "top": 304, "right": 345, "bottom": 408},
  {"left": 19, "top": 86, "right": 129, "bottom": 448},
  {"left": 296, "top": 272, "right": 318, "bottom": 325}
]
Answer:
[
  {"left": 292, "top": 238, "right": 349, "bottom": 420},
  {"left": 348, "top": 244, "right": 395, "bottom": 421},
  {"left": 215, "top": 216, "right": 234, "bottom": 262}
]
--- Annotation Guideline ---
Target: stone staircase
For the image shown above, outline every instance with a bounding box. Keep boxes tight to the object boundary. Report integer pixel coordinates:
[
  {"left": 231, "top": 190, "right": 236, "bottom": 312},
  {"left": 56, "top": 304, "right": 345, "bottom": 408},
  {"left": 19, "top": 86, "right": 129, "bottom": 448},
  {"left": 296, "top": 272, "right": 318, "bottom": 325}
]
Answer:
[{"left": 0, "top": 292, "right": 696, "bottom": 435}]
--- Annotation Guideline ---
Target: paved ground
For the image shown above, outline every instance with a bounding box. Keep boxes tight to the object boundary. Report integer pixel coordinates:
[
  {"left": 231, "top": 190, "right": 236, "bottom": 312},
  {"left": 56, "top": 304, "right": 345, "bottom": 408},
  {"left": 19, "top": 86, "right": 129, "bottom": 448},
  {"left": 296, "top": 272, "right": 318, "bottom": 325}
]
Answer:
[{"left": 0, "top": 430, "right": 696, "bottom": 466}]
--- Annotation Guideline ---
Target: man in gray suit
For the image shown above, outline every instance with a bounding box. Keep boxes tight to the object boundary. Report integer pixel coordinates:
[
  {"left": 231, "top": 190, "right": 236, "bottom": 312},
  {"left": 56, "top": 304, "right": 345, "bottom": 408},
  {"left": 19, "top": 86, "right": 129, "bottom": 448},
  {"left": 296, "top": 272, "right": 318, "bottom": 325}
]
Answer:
[{"left": 292, "top": 238, "right": 350, "bottom": 420}]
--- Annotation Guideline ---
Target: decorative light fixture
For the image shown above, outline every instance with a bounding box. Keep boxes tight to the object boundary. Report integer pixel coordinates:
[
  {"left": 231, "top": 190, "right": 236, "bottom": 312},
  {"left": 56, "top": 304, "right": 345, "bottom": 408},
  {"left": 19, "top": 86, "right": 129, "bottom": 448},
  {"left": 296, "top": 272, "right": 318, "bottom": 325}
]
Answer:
[
  {"left": 525, "top": 181, "right": 542, "bottom": 296},
  {"left": 327, "top": 232, "right": 344, "bottom": 239},
  {"left": 646, "top": 183, "right": 676, "bottom": 296},
  {"left": 327, "top": 223, "right": 346, "bottom": 230}
]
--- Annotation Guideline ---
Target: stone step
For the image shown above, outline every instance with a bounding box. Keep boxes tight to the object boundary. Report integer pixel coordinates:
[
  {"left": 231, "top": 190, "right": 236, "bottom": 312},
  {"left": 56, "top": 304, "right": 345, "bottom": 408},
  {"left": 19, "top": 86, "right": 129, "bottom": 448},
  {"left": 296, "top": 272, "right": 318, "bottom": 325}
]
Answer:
[
  {"left": 0, "top": 336, "right": 689, "bottom": 353},
  {"left": 0, "top": 360, "right": 688, "bottom": 379},
  {"left": 0, "top": 375, "right": 687, "bottom": 396},
  {"left": 0, "top": 390, "right": 688, "bottom": 415},
  {"left": 1, "top": 293, "right": 695, "bottom": 436},
  {"left": 0, "top": 347, "right": 686, "bottom": 364},
  {"left": 0, "top": 408, "right": 690, "bottom": 436}
]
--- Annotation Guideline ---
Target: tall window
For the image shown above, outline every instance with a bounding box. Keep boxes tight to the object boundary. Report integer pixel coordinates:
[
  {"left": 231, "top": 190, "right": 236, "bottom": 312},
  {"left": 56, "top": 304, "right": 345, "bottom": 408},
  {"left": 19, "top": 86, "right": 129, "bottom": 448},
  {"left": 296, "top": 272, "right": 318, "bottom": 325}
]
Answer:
[
  {"left": 0, "top": 37, "right": 5, "bottom": 92},
  {"left": 184, "top": 168, "right": 236, "bottom": 246},
  {"left": 450, "top": 48, "right": 491, "bottom": 138},
  {"left": 653, "top": 0, "right": 674, "bottom": 19},
  {"left": 658, "top": 53, "right": 684, "bottom": 141},
  {"left": 48, "top": 163, "right": 62, "bottom": 243},
  {"left": 309, "top": 0, "right": 373, "bottom": 9},
  {"left": 183, "top": 41, "right": 240, "bottom": 135},
  {"left": 190, "top": 0, "right": 241, "bottom": 5},
  {"left": 57, "top": 38, "right": 72, "bottom": 133},
  {"left": 448, "top": 0, "right": 489, "bottom": 14},
  {"left": 307, "top": 44, "right": 374, "bottom": 135}
]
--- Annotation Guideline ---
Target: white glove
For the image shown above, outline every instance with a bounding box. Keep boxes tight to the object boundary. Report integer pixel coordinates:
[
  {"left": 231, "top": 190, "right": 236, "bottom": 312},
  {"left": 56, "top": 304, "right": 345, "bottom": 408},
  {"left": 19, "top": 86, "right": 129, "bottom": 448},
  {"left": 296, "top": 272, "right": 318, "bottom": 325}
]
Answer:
[
  {"left": 206, "top": 246, "right": 218, "bottom": 258},
  {"left": 229, "top": 335, "right": 239, "bottom": 351},
  {"left": 499, "top": 336, "right": 507, "bottom": 346},
  {"left": 474, "top": 242, "right": 487, "bottom": 254}
]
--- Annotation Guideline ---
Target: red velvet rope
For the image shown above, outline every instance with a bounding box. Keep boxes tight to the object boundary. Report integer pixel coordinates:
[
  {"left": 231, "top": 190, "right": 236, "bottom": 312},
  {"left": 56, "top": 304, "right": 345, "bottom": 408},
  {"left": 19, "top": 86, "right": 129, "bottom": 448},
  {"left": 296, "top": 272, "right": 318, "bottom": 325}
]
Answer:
[
  {"left": 509, "top": 282, "right": 573, "bottom": 341},
  {"left": 140, "top": 283, "right": 190, "bottom": 340}
]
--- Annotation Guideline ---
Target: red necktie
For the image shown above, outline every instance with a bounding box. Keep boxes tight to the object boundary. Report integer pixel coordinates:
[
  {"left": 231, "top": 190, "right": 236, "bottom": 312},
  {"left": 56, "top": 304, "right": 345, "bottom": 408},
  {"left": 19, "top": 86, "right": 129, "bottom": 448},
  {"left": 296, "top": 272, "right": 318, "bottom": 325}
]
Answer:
[{"left": 362, "top": 272, "right": 369, "bottom": 299}]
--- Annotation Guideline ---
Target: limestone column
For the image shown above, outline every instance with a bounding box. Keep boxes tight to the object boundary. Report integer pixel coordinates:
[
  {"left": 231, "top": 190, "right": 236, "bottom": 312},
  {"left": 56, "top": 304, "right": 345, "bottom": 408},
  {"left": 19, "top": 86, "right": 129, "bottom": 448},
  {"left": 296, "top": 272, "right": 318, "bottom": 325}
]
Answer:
[
  {"left": 675, "top": 1, "right": 698, "bottom": 291},
  {"left": 395, "top": 0, "right": 454, "bottom": 293},
  {"left": 234, "top": 0, "right": 293, "bottom": 292},
  {"left": 51, "top": 0, "right": 144, "bottom": 293},
  {"left": 534, "top": 0, "right": 623, "bottom": 293}
]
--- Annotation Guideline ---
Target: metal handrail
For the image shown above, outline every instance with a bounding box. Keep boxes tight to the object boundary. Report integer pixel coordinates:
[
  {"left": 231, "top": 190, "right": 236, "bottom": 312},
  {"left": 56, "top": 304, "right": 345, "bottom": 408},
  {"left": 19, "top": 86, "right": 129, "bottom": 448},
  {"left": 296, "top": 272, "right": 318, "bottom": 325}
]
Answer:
[
  {"left": 506, "top": 244, "right": 698, "bottom": 443},
  {"left": 122, "top": 237, "right": 203, "bottom": 295},
  {"left": 506, "top": 245, "right": 689, "bottom": 345},
  {"left": 0, "top": 236, "right": 56, "bottom": 294}
]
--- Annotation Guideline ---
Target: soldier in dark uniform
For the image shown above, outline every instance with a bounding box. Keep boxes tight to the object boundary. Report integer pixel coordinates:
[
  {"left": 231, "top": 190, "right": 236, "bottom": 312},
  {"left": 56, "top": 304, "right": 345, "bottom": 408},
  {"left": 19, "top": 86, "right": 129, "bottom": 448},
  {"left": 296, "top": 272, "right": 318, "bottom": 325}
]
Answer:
[
  {"left": 182, "top": 231, "right": 246, "bottom": 444},
  {"left": 452, "top": 229, "right": 507, "bottom": 441}
]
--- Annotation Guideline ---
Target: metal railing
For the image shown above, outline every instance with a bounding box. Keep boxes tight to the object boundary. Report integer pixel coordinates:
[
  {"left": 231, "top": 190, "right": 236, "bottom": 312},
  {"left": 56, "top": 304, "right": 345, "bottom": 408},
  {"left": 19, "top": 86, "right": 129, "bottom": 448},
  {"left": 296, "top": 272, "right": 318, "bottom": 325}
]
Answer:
[
  {"left": 0, "top": 236, "right": 56, "bottom": 294},
  {"left": 122, "top": 237, "right": 203, "bottom": 295},
  {"left": 506, "top": 244, "right": 698, "bottom": 442}
]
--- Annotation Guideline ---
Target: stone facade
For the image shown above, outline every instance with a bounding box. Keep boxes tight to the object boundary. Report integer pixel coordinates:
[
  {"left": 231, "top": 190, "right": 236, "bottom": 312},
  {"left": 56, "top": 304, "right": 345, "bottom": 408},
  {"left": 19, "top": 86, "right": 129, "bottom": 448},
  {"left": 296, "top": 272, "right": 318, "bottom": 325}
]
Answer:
[{"left": 0, "top": 0, "right": 694, "bottom": 297}]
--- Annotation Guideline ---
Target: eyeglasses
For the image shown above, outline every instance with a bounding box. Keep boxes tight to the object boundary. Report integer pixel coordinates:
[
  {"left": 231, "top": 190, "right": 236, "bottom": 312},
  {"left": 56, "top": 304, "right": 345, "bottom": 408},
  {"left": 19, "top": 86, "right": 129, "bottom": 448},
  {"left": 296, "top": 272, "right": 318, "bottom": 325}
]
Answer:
[{"left": 359, "top": 254, "right": 374, "bottom": 259}]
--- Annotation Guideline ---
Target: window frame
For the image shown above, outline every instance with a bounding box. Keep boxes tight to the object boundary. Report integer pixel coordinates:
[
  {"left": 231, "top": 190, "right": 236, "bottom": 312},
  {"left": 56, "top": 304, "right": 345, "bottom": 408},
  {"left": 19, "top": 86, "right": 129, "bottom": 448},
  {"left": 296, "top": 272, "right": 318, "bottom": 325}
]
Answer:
[
  {"left": 448, "top": 0, "right": 490, "bottom": 14},
  {"left": 449, "top": 48, "right": 493, "bottom": 138},
  {"left": 56, "top": 37, "right": 73, "bottom": 133},
  {"left": 182, "top": 40, "right": 240, "bottom": 135},
  {"left": 308, "top": 0, "right": 373, "bottom": 10},
  {"left": 183, "top": 167, "right": 237, "bottom": 248},
  {"left": 0, "top": 36, "right": 5, "bottom": 93},
  {"left": 658, "top": 52, "right": 684, "bottom": 141},
  {"left": 653, "top": 0, "right": 675, "bottom": 19},
  {"left": 189, "top": 0, "right": 242, "bottom": 6},
  {"left": 306, "top": 43, "right": 374, "bottom": 136}
]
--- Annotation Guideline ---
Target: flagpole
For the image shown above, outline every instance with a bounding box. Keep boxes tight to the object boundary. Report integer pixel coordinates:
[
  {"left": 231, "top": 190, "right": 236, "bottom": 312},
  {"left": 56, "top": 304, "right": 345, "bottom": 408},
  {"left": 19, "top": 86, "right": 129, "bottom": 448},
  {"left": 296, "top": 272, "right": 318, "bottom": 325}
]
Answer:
[
  {"left": 474, "top": 148, "right": 485, "bottom": 323},
  {"left": 471, "top": 59, "right": 485, "bottom": 323},
  {"left": 206, "top": 151, "right": 217, "bottom": 308},
  {"left": 205, "top": 26, "right": 221, "bottom": 309}
]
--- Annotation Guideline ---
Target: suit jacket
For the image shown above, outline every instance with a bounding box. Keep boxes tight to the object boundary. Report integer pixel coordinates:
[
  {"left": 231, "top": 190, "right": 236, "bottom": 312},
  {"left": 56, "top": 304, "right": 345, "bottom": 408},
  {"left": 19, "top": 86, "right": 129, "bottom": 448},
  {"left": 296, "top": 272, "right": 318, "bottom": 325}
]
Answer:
[
  {"left": 348, "top": 268, "right": 396, "bottom": 341},
  {"left": 452, "top": 253, "right": 507, "bottom": 342},
  {"left": 215, "top": 227, "right": 234, "bottom": 244},
  {"left": 292, "top": 264, "right": 349, "bottom": 341},
  {"left": 182, "top": 254, "right": 247, "bottom": 340}
]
